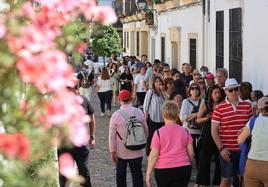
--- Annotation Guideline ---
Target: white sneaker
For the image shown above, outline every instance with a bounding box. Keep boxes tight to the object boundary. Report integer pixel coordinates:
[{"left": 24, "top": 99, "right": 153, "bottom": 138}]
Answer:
[{"left": 100, "top": 113, "right": 105, "bottom": 117}]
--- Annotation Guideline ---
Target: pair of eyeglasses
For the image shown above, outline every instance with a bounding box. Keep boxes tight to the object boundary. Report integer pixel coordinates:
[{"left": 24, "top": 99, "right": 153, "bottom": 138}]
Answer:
[
  {"left": 228, "top": 87, "right": 239, "bottom": 93},
  {"left": 191, "top": 87, "right": 199, "bottom": 90},
  {"left": 198, "top": 81, "right": 205, "bottom": 84},
  {"left": 164, "top": 70, "right": 170, "bottom": 73}
]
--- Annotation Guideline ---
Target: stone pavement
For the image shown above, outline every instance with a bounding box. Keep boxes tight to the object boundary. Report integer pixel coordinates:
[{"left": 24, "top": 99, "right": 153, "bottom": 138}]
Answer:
[{"left": 87, "top": 95, "right": 216, "bottom": 187}]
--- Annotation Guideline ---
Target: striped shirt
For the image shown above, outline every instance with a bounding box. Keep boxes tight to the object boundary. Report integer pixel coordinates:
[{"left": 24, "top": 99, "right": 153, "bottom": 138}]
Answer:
[
  {"left": 212, "top": 97, "right": 253, "bottom": 152},
  {"left": 143, "top": 89, "right": 165, "bottom": 123}
]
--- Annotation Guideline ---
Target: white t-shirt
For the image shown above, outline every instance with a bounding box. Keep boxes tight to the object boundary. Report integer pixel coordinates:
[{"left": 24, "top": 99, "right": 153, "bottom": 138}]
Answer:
[
  {"left": 134, "top": 73, "right": 147, "bottom": 92},
  {"left": 97, "top": 78, "right": 112, "bottom": 92},
  {"left": 248, "top": 115, "right": 268, "bottom": 161}
]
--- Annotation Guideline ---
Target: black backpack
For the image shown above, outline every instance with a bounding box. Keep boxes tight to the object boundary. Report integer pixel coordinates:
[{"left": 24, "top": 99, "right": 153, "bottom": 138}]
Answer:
[{"left": 187, "top": 99, "right": 201, "bottom": 129}]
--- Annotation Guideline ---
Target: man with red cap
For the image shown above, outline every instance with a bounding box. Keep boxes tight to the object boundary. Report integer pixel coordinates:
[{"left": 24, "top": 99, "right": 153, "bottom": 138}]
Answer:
[{"left": 109, "top": 90, "right": 148, "bottom": 187}]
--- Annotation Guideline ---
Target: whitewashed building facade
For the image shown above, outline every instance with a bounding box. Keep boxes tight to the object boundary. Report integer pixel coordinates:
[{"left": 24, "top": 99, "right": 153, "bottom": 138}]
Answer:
[
  {"left": 150, "top": 0, "right": 203, "bottom": 70},
  {"left": 204, "top": 0, "right": 268, "bottom": 93}
]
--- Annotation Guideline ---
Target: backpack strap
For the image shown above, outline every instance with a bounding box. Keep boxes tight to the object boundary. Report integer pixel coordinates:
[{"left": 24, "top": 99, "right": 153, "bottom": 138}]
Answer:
[
  {"left": 116, "top": 131, "right": 123, "bottom": 140},
  {"left": 157, "top": 129, "right": 160, "bottom": 139},
  {"left": 187, "top": 98, "right": 197, "bottom": 107}
]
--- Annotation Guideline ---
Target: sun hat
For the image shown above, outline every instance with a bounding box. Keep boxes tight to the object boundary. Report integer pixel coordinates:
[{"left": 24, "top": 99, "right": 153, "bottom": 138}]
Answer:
[
  {"left": 258, "top": 96, "right": 268, "bottom": 109},
  {"left": 224, "top": 78, "right": 240, "bottom": 90}
]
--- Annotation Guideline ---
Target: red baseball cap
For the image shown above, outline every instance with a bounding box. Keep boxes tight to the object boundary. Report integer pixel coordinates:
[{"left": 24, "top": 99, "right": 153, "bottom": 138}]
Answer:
[
  {"left": 205, "top": 72, "right": 215, "bottom": 80},
  {"left": 119, "top": 90, "right": 132, "bottom": 101}
]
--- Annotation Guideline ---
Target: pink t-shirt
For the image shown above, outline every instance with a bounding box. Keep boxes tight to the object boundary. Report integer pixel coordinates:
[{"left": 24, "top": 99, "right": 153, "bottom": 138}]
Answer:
[{"left": 151, "top": 124, "right": 193, "bottom": 169}]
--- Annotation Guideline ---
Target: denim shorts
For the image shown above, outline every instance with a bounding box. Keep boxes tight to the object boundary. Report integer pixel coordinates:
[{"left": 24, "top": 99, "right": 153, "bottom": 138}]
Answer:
[{"left": 219, "top": 151, "right": 240, "bottom": 178}]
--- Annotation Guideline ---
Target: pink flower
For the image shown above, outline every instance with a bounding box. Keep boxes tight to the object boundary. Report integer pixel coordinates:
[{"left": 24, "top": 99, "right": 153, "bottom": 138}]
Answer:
[
  {"left": 39, "top": 91, "right": 89, "bottom": 146},
  {"left": 59, "top": 153, "right": 76, "bottom": 178},
  {"left": 70, "top": 122, "right": 89, "bottom": 147},
  {"left": 0, "top": 133, "right": 30, "bottom": 162},
  {"left": 16, "top": 50, "right": 75, "bottom": 93},
  {"left": 89, "top": 6, "right": 117, "bottom": 25},
  {"left": 0, "top": 22, "right": 6, "bottom": 39}
]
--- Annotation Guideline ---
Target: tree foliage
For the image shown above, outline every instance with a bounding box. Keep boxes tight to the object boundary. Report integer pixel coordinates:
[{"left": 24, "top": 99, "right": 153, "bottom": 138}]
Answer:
[{"left": 91, "top": 25, "right": 122, "bottom": 57}]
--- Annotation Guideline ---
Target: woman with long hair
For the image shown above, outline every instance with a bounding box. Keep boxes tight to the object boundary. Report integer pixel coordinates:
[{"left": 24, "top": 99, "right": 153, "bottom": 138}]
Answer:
[
  {"left": 197, "top": 77, "right": 207, "bottom": 99},
  {"left": 143, "top": 76, "right": 165, "bottom": 156},
  {"left": 162, "top": 78, "right": 175, "bottom": 100},
  {"left": 195, "top": 84, "right": 224, "bottom": 186},
  {"left": 110, "top": 63, "right": 120, "bottom": 106},
  {"left": 95, "top": 67, "right": 112, "bottom": 116}
]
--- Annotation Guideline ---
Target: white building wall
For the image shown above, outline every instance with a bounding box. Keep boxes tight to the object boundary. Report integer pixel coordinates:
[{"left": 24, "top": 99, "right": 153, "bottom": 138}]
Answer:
[
  {"left": 205, "top": 0, "right": 268, "bottom": 94},
  {"left": 152, "top": 5, "right": 203, "bottom": 70},
  {"left": 243, "top": 0, "right": 268, "bottom": 94}
]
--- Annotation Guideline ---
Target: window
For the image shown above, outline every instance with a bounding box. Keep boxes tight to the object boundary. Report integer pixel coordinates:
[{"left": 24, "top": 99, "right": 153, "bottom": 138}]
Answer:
[
  {"left": 126, "top": 32, "right": 129, "bottom": 49},
  {"left": 161, "top": 37, "right": 165, "bottom": 63},
  {"left": 136, "top": 32, "right": 140, "bottom": 56},
  {"left": 229, "top": 8, "right": 242, "bottom": 82},
  {"left": 216, "top": 11, "right": 224, "bottom": 69},
  {"left": 123, "top": 32, "right": 126, "bottom": 52},
  {"left": 189, "top": 38, "right": 197, "bottom": 70}
]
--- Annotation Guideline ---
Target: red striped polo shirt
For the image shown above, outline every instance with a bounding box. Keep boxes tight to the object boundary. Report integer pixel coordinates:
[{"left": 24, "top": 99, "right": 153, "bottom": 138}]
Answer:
[{"left": 212, "top": 98, "right": 253, "bottom": 152}]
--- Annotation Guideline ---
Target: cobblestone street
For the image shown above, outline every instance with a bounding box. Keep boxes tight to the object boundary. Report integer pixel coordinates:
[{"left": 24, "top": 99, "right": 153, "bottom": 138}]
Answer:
[{"left": 88, "top": 95, "right": 201, "bottom": 187}]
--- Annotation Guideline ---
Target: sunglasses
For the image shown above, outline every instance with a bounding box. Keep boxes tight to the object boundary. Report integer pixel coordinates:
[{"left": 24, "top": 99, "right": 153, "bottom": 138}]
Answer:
[
  {"left": 227, "top": 87, "right": 239, "bottom": 93},
  {"left": 198, "top": 81, "right": 205, "bottom": 84},
  {"left": 190, "top": 87, "right": 199, "bottom": 90},
  {"left": 164, "top": 70, "right": 170, "bottom": 73}
]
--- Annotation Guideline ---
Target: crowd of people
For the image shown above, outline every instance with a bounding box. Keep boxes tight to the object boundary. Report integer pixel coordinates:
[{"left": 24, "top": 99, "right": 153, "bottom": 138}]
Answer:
[{"left": 74, "top": 53, "right": 268, "bottom": 187}]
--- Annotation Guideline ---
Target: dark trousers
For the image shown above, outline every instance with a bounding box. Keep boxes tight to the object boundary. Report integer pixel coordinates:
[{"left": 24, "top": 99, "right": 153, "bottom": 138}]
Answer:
[
  {"left": 155, "top": 165, "right": 192, "bottom": 187},
  {"left": 57, "top": 146, "right": 92, "bottom": 187},
  {"left": 196, "top": 137, "right": 221, "bottom": 185},
  {"left": 146, "top": 116, "right": 165, "bottom": 156},
  {"left": 136, "top": 92, "right": 146, "bottom": 106},
  {"left": 116, "top": 157, "right": 143, "bottom": 187},
  {"left": 97, "top": 90, "right": 112, "bottom": 113},
  {"left": 191, "top": 134, "right": 200, "bottom": 167}
]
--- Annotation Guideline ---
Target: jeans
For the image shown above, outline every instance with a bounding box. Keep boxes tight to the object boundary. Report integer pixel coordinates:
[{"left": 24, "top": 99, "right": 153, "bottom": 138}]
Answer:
[
  {"left": 154, "top": 165, "right": 192, "bottom": 187},
  {"left": 116, "top": 157, "right": 143, "bottom": 187},
  {"left": 97, "top": 90, "right": 112, "bottom": 113},
  {"left": 58, "top": 146, "right": 92, "bottom": 187},
  {"left": 219, "top": 151, "right": 240, "bottom": 181},
  {"left": 79, "top": 87, "right": 93, "bottom": 102}
]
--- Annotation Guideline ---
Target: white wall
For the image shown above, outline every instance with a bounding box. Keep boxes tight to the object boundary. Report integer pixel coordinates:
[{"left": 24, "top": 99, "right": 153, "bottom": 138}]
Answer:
[
  {"left": 243, "top": 0, "right": 268, "bottom": 94},
  {"left": 151, "top": 5, "right": 203, "bottom": 70},
  {"left": 205, "top": 0, "right": 268, "bottom": 94}
]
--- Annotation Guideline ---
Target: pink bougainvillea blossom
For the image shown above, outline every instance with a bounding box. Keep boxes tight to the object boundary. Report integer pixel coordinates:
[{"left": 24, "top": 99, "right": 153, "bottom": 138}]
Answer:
[
  {"left": 16, "top": 50, "right": 75, "bottom": 93},
  {"left": 90, "top": 6, "right": 118, "bottom": 25},
  {"left": 0, "top": 22, "right": 6, "bottom": 39},
  {"left": 0, "top": 133, "right": 30, "bottom": 162},
  {"left": 59, "top": 153, "right": 76, "bottom": 178},
  {"left": 39, "top": 91, "right": 89, "bottom": 146}
]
